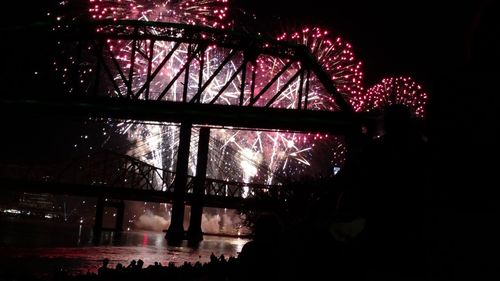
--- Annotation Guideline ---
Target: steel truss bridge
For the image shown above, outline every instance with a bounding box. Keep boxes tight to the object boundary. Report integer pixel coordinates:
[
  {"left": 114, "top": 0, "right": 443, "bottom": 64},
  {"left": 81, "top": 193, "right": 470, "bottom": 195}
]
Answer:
[
  {"left": 1, "top": 20, "right": 375, "bottom": 131},
  {"left": 0, "top": 20, "right": 376, "bottom": 243},
  {"left": 0, "top": 150, "right": 286, "bottom": 210}
]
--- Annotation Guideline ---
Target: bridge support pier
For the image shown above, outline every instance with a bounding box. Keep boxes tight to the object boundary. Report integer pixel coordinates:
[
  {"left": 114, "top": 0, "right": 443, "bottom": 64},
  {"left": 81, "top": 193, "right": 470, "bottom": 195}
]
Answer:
[
  {"left": 93, "top": 198, "right": 125, "bottom": 243},
  {"left": 166, "top": 122, "right": 192, "bottom": 245},
  {"left": 187, "top": 127, "right": 210, "bottom": 246},
  {"left": 115, "top": 200, "right": 125, "bottom": 231},
  {"left": 93, "top": 197, "right": 104, "bottom": 243}
]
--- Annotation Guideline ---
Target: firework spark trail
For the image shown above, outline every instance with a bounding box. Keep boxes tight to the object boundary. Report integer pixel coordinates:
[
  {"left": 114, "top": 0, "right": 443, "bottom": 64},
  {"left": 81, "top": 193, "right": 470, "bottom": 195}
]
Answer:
[
  {"left": 89, "top": 1, "right": 323, "bottom": 183},
  {"left": 253, "top": 27, "right": 366, "bottom": 168},
  {"left": 275, "top": 27, "right": 365, "bottom": 111},
  {"left": 89, "top": 0, "right": 230, "bottom": 28},
  {"left": 361, "top": 76, "right": 428, "bottom": 118},
  {"left": 64, "top": 1, "right": 371, "bottom": 184},
  {"left": 86, "top": 0, "right": 241, "bottom": 179},
  {"left": 207, "top": 26, "right": 368, "bottom": 179}
]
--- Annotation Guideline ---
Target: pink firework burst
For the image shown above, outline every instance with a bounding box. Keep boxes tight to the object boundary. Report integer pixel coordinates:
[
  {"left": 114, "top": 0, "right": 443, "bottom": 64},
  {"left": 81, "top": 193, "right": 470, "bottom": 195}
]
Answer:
[
  {"left": 89, "top": 0, "right": 230, "bottom": 28},
  {"left": 276, "top": 27, "right": 364, "bottom": 111},
  {"left": 361, "top": 76, "right": 429, "bottom": 118},
  {"left": 58, "top": 3, "right": 365, "bottom": 183},
  {"left": 256, "top": 27, "right": 365, "bottom": 167}
]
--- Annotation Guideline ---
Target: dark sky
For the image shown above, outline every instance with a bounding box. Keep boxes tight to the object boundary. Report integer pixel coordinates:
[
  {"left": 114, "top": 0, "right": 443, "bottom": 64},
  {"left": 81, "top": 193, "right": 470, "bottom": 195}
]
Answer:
[
  {"left": 2, "top": 0, "right": 494, "bottom": 89},
  {"left": 3, "top": 0, "right": 491, "bottom": 84},
  {"left": 233, "top": 0, "right": 489, "bottom": 87},
  {"left": 1, "top": 0, "right": 498, "bottom": 164}
]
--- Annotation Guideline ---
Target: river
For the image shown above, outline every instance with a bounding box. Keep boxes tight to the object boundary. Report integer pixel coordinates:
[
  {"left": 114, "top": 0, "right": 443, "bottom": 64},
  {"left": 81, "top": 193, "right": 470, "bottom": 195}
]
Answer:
[{"left": 0, "top": 216, "right": 248, "bottom": 277}]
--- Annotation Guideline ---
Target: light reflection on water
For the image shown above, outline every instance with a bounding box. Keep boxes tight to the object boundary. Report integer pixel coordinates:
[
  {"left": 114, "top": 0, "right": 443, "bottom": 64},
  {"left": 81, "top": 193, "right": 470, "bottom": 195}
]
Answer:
[{"left": 0, "top": 217, "right": 247, "bottom": 276}]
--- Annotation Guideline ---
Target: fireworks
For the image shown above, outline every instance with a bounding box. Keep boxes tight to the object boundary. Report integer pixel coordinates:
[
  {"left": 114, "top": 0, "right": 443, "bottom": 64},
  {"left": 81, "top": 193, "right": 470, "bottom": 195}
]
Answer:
[
  {"left": 79, "top": 0, "right": 237, "bottom": 178},
  {"left": 360, "top": 76, "right": 428, "bottom": 118},
  {"left": 201, "top": 27, "right": 366, "bottom": 181},
  {"left": 89, "top": 0, "right": 230, "bottom": 29},
  {"left": 74, "top": 2, "right": 352, "bottom": 184},
  {"left": 240, "top": 27, "right": 366, "bottom": 169},
  {"left": 59, "top": 1, "right": 427, "bottom": 186},
  {"left": 276, "top": 27, "right": 364, "bottom": 110}
]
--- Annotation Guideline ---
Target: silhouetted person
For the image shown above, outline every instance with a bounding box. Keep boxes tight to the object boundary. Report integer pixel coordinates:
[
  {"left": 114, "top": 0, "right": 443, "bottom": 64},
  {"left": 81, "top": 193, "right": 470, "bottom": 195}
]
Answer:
[
  {"left": 115, "top": 263, "right": 124, "bottom": 271},
  {"left": 340, "top": 104, "right": 429, "bottom": 280},
  {"left": 127, "top": 259, "right": 137, "bottom": 269},
  {"left": 97, "top": 258, "right": 111, "bottom": 277},
  {"left": 136, "top": 259, "right": 144, "bottom": 269},
  {"left": 238, "top": 213, "right": 284, "bottom": 280}
]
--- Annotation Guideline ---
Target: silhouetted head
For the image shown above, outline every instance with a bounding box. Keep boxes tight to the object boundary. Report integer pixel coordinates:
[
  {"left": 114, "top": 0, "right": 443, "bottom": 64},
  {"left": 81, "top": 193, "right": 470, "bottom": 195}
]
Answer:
[
  {"left": 383, "top": 104, "right": 412, "bottom": 136},
  {"left": 254, "top": 213, "right": 281, "bottom": 243}
]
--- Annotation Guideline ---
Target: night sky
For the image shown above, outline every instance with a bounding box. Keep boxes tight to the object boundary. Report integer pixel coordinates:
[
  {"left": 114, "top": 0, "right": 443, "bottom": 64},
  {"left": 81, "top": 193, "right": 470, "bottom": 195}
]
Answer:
[
  {"left": 233, "top": 0, "right": 488, "bottom": 84},
  {"left": 1, "top": 1, "right": 493, "bottom": 88},
  {"left": 0, "top": 0, "right": 498, "bottom": 168}
]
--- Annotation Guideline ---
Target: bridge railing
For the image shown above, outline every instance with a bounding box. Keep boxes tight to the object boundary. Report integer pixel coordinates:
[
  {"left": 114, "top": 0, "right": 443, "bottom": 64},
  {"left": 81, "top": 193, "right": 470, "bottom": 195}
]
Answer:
[
  {"left": 54, "top": 150, "right": 170, "bottom": 191},
  {"left": 0, "top": 151, "right": 168, "bottom": 191},
  {"left": 185, "top": 177, "right": 285, "bottom": 200},
  {"left": 0, "top": 151, "right": 286, "bottom": 201}
]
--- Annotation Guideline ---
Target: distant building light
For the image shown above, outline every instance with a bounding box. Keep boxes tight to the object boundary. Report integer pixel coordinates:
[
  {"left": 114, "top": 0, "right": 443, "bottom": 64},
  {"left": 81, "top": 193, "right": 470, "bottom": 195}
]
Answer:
[
  {"left": 3, "top": 209, "right": 21, "bottom": 214},
  {"left": 333, "top": 167, "right": 341, "bottom": 175}
]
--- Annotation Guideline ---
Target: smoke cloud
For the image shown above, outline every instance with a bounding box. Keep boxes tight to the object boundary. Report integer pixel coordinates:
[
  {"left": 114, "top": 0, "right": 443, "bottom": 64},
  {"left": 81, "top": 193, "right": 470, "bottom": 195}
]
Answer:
[
  {"left": 133, "top": 207, "right": 248, "bottom": 235},
  {"left": 135, "top": 212, "right": 170, "bottom": 232}
]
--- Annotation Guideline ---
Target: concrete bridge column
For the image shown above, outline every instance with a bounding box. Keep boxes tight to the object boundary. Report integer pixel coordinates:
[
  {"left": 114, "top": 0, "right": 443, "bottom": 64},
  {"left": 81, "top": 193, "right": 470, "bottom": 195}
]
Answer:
[
  {"left": 93, "top": 197, "right": 104, "bottom": 243},
  {"left": 187, "top": 126, "right": 210, "bottom": 245},
  {"left": 115, "top": 200, "right": 125, "bottom": 231},
  {"left": 93, "top": 198, "right": 125, "bottom": 243},
  {"left": 166, "top": 122, "right": 192, "bottom": 245}
]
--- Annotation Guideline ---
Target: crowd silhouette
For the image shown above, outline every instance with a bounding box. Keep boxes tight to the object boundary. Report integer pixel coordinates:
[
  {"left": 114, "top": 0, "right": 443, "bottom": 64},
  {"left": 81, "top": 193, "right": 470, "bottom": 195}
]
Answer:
[{"left": 339, "top": 104, "right": 430, "bottom": 280}]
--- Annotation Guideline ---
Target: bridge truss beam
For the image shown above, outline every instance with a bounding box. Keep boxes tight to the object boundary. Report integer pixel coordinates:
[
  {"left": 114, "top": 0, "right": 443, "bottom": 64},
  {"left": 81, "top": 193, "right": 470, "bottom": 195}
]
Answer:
[
  {"left": 12, "top": 20, "right": 353, "bottom": 112},
  {"left": 0, "top": 97, "right": 376, "bottom": 134}
]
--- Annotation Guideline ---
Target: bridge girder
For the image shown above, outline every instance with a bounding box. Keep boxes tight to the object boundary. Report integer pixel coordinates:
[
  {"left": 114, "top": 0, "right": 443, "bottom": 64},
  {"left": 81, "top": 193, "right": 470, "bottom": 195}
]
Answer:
[
  {"left": 0, "top": 150, "right": 285, "bottom": 211},
  {"left": 0, "top": 96, "right": 376, "bottom": 134},
  {"left": 7, "top": 20, "right": 353, "bottom": 112}
]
